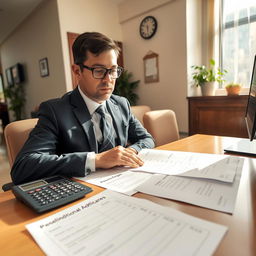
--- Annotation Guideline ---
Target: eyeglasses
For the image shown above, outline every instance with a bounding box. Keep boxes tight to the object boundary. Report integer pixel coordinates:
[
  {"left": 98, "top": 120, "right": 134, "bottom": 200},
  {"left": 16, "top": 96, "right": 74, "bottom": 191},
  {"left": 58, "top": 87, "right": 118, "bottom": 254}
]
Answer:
[{"left": 80, "top": 64, "right": 123, "bottom": 79}]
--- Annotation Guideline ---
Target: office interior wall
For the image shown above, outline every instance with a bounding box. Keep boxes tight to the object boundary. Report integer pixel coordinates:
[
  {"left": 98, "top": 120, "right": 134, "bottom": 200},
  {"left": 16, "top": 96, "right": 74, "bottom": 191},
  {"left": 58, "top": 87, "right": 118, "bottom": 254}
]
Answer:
[
  {"left": 186, "top": 0, "right": 203, "bottom": 97},
  {"left": 119, "top": 0, "right": 188, "bottom": 132},
  {"left": 56, "top": 0, "right": 123, "bottom": 92},
  {"left": 0, "top": 0, "right": 65, "bottom": 119}
]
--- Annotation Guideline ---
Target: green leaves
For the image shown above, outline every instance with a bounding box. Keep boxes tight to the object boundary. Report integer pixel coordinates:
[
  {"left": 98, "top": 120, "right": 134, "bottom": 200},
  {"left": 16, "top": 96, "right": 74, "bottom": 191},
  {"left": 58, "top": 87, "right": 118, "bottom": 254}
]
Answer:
[
  {"left": 4, "top": 84, "right": 25, "bottom": 120},
  {"left": 191, "top": 59, "right": 227, "bottom": 87},
  {"left": 114, "top": 70, "right": 139, "bottom": 106}
]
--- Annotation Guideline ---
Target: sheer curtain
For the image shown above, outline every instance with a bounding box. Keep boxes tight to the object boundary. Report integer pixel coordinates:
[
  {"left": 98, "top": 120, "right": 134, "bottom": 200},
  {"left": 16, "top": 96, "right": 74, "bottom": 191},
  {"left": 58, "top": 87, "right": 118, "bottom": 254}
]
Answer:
[{"left": 221, "top": 0, "right": 256, "bottom": 87}]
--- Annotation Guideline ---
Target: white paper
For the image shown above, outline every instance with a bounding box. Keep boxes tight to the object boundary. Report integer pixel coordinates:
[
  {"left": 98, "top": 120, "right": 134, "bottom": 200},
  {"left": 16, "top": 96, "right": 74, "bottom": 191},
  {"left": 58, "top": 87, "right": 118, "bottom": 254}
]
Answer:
[
  {"left": 145, "top": 58, "right": 157, "bottom": 77},
  {"left": 26, "top": 190, "right": 227, "bottom": 256},
  {"left": 136, "top": 157, "right": 244, "bottom": 213},
  {"left": 76, "top": 167, "right": 125, "bottom": 182},
  {"left": 133, "top": 149, "right": 244, "bottom": 183},
  {"left": 85, "top": 171, "right": 152, "bottom": 195}
]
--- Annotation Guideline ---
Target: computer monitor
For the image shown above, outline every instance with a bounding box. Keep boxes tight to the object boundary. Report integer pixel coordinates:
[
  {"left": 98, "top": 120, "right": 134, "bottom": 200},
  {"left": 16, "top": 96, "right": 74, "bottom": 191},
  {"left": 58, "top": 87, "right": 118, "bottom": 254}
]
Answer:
[
  {"left": 224, "top": 54, "right": 256, "bottom": 156},
  {"left": 245, "top": 55, "right": 256, "bottom": 140}
]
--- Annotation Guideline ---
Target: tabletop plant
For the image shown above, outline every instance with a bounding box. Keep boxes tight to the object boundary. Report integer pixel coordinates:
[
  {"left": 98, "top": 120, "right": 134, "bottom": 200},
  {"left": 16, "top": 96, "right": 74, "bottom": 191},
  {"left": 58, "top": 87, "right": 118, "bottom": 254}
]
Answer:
[
  {"left": 191, "top": 59, "right": 227, "bottom": 87},
  {"left": 225, "top": 83, "right": 242, "bottom": 96}
]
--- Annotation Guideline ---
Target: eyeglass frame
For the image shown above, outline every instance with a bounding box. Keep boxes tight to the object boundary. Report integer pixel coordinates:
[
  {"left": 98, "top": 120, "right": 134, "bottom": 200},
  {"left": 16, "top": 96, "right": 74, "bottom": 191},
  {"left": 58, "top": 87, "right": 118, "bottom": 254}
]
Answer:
[{"left": 79, "top": 64, "right": 123, "bottom": 79}]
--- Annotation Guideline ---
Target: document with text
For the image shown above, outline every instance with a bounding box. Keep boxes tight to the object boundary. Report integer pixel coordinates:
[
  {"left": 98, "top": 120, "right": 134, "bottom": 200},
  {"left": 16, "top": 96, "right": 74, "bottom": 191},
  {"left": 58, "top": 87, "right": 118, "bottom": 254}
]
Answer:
[
  {"left": 26, "top": 190, "right": 227, "bottom": 256},
  {"left": 133, "top": 149, "right": 244, "bottom": 183},
  {"left": 85, "top": 170, "right": 152, "bottom": 195},
  {"left": 136, "top": 158, "right": 244, "bottom": 213}
]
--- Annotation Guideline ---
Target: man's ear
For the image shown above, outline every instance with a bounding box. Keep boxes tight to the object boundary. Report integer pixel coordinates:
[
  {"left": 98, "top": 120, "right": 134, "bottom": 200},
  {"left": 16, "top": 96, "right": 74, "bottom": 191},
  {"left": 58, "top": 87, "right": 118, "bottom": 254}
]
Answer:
[{"left": 72, "top": 64, "right": 82, "bottom": 78}]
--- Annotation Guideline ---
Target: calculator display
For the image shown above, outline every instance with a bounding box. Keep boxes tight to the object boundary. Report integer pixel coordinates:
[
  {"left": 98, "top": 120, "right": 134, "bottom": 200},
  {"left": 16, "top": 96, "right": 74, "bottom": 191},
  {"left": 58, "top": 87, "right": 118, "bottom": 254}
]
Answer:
[{"left": 20, "top": 180, "right": 47, "bottom": 191}]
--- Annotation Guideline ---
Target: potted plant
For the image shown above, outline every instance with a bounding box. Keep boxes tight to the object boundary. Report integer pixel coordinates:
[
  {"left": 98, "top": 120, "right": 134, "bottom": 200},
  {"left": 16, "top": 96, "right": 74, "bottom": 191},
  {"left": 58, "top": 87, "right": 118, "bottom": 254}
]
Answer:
[
  {"left": 191, "top": 59, "right": 227, "bottom": 96},
  {"left": 225, "top": 83, "right": 241, "bottom": 96},
  {"left": 114, "top": 69, "right": 139, "bottom": 106},
  {"left": 4, "top": 83, "right": 25, "bottom": 120}
]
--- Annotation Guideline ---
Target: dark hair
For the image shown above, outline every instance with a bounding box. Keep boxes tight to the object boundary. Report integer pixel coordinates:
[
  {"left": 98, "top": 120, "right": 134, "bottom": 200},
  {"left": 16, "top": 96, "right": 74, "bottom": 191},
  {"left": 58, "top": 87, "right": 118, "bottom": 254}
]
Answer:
[{"left": 72, "top": 32, "right": 120, "bottom": 65}]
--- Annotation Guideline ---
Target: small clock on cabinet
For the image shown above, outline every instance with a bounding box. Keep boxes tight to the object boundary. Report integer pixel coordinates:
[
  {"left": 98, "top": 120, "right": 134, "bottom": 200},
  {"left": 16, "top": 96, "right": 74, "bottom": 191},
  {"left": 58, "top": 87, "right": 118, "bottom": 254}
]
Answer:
[{"left": 139, "top": 16, "right": 158, "bottom": 39}]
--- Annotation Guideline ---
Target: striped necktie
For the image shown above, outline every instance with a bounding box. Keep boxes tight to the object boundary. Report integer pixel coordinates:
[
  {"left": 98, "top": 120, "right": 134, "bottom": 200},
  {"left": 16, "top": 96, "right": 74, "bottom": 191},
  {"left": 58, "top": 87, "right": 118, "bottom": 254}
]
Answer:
[{"left": 96, "top": 105, "right": 115, "bottom": 152}]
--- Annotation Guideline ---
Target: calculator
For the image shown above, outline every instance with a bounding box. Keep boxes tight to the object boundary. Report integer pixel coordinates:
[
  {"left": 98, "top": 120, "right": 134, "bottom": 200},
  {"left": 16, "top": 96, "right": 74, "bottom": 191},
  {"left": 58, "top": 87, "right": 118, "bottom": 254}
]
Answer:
[{"left": 12, "top": 176, "right": 93, "bottom": 213}]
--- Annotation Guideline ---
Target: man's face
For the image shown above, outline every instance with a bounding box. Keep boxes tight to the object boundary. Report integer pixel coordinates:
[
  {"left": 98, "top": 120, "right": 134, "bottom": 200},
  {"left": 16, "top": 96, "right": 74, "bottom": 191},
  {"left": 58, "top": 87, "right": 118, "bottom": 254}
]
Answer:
[{"left": 73, "top": 49, "right": 118, "bottom": 103}]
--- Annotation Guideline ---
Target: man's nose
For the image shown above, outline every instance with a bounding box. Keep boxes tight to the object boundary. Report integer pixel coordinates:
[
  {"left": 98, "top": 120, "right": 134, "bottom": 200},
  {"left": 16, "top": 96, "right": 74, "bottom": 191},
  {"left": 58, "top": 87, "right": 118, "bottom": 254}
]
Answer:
[{"left": 102, "top": 71, "right": 113, "bottom": 82}]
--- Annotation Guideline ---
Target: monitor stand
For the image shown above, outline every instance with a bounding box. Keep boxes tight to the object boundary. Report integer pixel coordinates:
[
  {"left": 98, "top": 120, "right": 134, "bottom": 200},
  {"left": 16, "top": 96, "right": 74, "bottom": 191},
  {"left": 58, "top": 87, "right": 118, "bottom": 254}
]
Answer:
[{"left": 224, "top": 138, "right": 256, "bottom": 157}]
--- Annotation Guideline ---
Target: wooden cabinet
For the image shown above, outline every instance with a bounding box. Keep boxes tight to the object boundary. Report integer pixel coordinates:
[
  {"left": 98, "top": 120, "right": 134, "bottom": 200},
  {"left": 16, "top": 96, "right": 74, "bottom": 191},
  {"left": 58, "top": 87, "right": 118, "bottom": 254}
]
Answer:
[{"left": 187, "top": 96, "right": 249, "bottom": 138}]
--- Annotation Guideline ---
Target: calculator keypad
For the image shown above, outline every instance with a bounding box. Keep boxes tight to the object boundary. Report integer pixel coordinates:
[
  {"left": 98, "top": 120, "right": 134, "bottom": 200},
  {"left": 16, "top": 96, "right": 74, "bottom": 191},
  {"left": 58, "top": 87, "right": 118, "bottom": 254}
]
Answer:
[{"left": 27, "top": 180, "right": 87, "bottom": 206}]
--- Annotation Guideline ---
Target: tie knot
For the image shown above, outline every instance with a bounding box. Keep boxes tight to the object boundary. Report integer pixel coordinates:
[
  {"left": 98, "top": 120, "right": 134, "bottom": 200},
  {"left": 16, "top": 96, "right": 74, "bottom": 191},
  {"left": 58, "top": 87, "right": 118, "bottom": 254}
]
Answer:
[{"left": 96, "top": 105, "right": 105, "bottom": 117}]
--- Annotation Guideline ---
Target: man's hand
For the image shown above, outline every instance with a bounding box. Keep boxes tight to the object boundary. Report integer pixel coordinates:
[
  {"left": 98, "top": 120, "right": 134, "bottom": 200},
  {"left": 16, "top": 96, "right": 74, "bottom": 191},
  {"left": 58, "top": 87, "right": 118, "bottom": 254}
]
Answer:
[{"left": 95, "top": 146, "right": 144, "bottom": 169}]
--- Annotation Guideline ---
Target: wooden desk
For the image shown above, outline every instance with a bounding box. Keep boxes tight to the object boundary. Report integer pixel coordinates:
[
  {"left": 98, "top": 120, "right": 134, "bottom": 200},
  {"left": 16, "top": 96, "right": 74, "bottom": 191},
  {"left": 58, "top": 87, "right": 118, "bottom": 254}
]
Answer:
[{"left": 0, "top": 134, "right": 255, "bottom": 255}]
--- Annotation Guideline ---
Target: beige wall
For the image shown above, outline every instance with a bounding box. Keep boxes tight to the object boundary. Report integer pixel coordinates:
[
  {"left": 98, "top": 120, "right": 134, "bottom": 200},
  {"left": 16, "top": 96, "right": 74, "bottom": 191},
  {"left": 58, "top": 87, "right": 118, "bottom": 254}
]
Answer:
[
  {"left": 119, "top": 0, "right": 188, "bottom": 132},
  {"left": 186, "top": 0, "right": 203, "bottom": 97},
  {"left": 0, "top": 0, "right": 65, "bottom": 119},
  {"left": 56, "top": 0, "right": 123, "bottom": 91}
]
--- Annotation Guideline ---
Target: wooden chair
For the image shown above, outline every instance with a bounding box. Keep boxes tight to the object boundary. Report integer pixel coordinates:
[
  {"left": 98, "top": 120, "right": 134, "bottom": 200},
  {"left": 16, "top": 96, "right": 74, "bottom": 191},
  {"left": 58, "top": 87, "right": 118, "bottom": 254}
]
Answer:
[
  {"left": 2, "top": 118, "right": 38, "bottom": 191},
  {"left": 131, "top": 105, "right": 151, "bottom": 125},
  {"left": 143, "top": 109, "right": 179, "bottom": 147}
]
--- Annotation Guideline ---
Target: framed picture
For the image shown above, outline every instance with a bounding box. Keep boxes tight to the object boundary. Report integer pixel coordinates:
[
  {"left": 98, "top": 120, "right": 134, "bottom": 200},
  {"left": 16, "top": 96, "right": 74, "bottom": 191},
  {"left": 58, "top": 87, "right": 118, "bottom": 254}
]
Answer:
[
  {"left": 12, "top": 63, "right": 24, "bottom": 84},
  {"left": 39, "top": 58, "right": 49, "bottom": 77},
  {"left": 143, "top": 51, "right": 159, "bottom": 83},
  {"left": 0, "top": 74, "right": 6, "bottom": 102},
  {"left": 5, "top": 67, "right": 14, "bottom": 86}
]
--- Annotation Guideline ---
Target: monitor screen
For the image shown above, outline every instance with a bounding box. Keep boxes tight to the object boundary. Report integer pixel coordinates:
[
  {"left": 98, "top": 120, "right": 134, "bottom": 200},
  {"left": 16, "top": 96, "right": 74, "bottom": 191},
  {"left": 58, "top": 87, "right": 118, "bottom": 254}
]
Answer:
[
  {"left": 224, "top": 55, "right": 256, "bottom": 156},
  {"left": 245, "top": 55, "right": 256, "bottom": 141}
]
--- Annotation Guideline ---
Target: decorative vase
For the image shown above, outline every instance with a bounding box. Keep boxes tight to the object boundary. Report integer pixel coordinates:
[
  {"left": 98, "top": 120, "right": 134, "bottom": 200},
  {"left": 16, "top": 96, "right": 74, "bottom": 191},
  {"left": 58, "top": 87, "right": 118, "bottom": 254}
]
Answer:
[
  {"left": 225, "top": 86, "right": 241, "bottom": 96},
  {"left": 200, "top": 82, "right": 215, "bottom": 96}
]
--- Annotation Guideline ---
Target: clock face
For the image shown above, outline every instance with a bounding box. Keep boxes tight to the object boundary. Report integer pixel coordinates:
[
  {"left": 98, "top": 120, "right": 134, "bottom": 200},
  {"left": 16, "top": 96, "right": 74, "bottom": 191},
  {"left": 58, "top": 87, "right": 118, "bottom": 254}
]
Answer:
[{"left": 140, "top": 16, "right": 157, "bottom": 39}]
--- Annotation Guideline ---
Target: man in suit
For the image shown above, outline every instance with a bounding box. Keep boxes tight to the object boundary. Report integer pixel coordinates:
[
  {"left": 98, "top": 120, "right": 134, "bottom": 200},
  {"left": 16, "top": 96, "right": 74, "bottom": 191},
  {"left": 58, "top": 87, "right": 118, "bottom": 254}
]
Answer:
[{"left": 11, "top": 32, "right": 155, "bottom": 185}]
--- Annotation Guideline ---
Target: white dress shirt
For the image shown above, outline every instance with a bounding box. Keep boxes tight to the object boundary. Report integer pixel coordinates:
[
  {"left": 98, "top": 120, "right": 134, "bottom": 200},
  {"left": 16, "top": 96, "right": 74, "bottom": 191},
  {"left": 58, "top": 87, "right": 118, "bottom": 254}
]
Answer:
[{"left": 78, "top": 86, "right": 116, "bottom": 173}]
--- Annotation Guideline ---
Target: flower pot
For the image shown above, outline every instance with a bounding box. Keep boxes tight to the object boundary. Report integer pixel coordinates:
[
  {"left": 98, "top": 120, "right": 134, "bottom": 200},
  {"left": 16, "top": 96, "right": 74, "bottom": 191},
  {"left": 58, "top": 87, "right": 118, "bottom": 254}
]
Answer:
[
  {"left": 200, "top": 82, "right": 215, "bottom": 96},
  {"left": 225, "top": 86, "right": 241, "bottom": 96}
]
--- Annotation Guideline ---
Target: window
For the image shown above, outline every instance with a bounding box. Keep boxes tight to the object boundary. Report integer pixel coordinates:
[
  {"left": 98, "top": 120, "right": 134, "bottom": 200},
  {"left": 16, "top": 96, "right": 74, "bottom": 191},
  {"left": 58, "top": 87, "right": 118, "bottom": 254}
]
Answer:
[{"left": 221, "top": 0, "right": 256, "bottom": 87}]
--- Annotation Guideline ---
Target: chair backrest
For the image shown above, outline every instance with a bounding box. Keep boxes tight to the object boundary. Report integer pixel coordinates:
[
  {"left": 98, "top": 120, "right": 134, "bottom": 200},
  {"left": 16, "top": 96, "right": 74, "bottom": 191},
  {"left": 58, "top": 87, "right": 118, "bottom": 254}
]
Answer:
[
  {"left": 4, "top": 118, "right": 38, "bottom": 167},
  {"left": 131, "top": 105, "right": 151, "bottom": 125},
  {"left": 143, "top": 109, "right": 179, "bottom": 147}
]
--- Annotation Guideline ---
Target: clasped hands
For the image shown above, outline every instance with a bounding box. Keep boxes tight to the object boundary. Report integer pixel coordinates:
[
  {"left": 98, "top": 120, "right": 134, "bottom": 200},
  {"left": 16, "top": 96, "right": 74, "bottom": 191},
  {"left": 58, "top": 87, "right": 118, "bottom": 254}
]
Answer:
[{"left": 95, "top": 146, "right": 144, "bottom": 169}]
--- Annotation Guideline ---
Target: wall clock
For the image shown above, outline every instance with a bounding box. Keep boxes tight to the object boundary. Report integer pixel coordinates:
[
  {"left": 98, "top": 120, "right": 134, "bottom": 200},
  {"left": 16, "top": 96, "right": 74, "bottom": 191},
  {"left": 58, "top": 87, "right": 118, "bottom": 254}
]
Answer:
[{"left": 139, "top": 16, "right": 158, "bottom": 39}]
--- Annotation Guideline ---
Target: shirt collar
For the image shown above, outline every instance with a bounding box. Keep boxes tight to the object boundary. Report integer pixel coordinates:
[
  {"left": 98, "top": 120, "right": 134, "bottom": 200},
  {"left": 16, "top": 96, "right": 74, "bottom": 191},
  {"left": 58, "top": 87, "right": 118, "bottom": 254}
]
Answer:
[{"left": 78, "top": 86, "right": 106, "bottom": 115}]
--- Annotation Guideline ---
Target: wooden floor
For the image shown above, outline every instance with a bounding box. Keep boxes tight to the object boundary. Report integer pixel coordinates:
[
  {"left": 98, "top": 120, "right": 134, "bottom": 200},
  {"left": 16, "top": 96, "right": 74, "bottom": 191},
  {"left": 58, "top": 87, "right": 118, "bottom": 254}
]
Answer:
[{"left": 0, "top": 129, "right": 11, "bottom": 192}]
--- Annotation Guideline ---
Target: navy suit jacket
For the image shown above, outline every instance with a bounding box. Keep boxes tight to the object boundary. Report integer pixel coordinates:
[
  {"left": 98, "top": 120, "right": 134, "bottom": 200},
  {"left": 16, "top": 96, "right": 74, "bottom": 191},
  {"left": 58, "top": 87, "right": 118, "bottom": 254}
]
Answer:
[{"left": 11, "top": 88, "right": 155, "bottom": 184}]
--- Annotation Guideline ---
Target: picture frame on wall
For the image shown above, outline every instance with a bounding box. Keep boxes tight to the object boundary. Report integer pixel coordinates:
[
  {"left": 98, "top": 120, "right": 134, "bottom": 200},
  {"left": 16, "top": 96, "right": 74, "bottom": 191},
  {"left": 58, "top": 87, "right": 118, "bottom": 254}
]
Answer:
[
  {"left": 5, "top": 67, "right": 14, "bottom": 86},
  {"left": 0, "top": 74, "right": 6, "bottom": 102},
  {"left": 39, "top": 58, "right": 49, "bottom": 77},
  {"left": 12, "top": 63, "right": 25, "bottom": 84},
  {"left": 143, "top": 51, "right": 159, "bottom": 83}
]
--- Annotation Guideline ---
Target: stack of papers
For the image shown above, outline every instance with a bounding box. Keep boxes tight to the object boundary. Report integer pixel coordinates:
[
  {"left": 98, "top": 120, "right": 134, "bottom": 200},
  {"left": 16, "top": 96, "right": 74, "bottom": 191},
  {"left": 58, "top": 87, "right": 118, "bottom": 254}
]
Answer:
[
  {"left": 134, "top": 150, "right": 244, "bottom": 213},
  {"left": 78, "top": 149, "right": 244, "bottom": 213},
  {"left": 133, "top": 149, "right": 241, "bottom": 183}
]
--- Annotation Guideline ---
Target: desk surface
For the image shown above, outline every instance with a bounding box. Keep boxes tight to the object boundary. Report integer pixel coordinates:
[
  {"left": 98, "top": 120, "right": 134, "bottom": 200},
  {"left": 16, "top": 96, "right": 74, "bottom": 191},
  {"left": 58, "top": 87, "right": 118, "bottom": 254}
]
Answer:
[{"left": 0, "top": 134, "right": 255, "bottom": 256}]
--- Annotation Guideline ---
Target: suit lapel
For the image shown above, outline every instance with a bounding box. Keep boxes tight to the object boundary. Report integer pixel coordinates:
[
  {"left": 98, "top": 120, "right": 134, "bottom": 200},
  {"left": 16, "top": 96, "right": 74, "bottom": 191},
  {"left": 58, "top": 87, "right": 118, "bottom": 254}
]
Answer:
[
  {"left": 70, "top": 88, "right": 98, "bottom": 152},
  {"left": 106, "top": 98, "right": 125, "bottom": 146}
]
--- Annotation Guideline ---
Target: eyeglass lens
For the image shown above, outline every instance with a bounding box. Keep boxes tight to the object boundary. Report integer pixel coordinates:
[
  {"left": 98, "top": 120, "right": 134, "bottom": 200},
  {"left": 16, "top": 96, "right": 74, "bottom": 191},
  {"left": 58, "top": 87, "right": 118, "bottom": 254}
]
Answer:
[{"left": 93, "top": 67, "right": 122, "bottom": 79}]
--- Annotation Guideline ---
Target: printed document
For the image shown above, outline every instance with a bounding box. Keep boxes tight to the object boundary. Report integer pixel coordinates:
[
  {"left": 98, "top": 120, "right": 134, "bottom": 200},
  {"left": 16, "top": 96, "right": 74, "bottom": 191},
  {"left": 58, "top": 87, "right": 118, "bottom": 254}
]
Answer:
[
  {"left": 136, "top": 157, "right": 244, "bottom": 213},
  {"left": 26, "top": 190, "right": 227, "bottom": 256},
  {"left": 85, "top": 170, "right": 152, "bottom": 195},
  {"left": 133, "top": 149, "right": 244, "bottom": 183}
]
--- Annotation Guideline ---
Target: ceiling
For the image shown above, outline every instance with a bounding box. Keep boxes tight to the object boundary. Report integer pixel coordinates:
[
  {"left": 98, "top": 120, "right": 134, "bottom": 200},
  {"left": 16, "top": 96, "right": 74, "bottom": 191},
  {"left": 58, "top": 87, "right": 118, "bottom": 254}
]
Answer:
[
  {"left": 0, "top": 0, "right": 43, "bottom": 46},
  {"left": 0, "top": 0, "right": 126, "bottom": 47}
]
